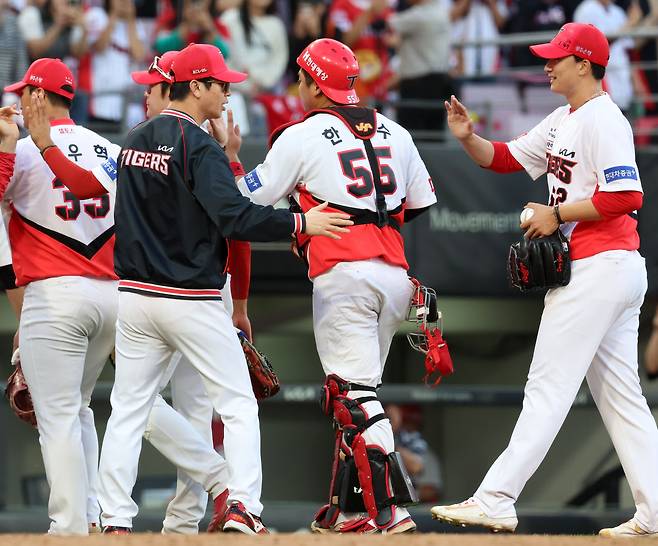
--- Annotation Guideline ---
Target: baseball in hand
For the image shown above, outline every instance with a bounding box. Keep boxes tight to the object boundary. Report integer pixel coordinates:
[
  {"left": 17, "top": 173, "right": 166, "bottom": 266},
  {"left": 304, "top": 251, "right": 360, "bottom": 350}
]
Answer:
[{"left": 520, "top": 208, "right": 535, "bottom": 223}]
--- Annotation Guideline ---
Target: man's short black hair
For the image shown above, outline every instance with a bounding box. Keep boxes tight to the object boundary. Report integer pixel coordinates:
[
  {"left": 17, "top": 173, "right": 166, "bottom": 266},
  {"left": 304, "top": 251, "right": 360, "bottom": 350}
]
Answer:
[
  {"left": 574, "top": 55, "right": 606, "bottom": 81},
  {"left": 158, "top": 82, "right": 171, "bottom": 100},
  {"left": 27, "top": 85, "right": 73, "bottom": 109},
  {"left": 169, "top": 76, "right": 214, "bottom": 101}
]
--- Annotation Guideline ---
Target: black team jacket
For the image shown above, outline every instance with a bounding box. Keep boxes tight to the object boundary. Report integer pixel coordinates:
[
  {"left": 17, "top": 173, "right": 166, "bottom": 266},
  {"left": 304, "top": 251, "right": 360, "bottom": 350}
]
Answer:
[{"left": 114, "top": 108, "right": 305, "bottom": 300}]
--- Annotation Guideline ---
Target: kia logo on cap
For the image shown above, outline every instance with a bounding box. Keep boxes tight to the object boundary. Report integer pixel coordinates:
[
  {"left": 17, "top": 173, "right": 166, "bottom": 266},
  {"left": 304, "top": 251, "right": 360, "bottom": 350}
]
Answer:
[{"left": 192, "top": 68, "right": 208, "bottom": 75}]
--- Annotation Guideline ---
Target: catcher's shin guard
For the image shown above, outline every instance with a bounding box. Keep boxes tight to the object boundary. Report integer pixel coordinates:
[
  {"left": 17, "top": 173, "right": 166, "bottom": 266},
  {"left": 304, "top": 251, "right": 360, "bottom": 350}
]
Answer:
[{"left": 319, "top": 375, "right": 418, "bottom": 529}]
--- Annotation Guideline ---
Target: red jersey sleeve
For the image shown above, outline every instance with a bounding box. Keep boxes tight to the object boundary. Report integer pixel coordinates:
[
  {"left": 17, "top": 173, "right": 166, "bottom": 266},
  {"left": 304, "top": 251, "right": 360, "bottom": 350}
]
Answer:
[
  {"left": 591, "top": 190, "right": 643, "bottom": 219},
  {"left": 488, "top": 141, "right": 524, "bottom": 173},
  {"left": 42, "top": 146, "right": 106, "bottom": 199},
  {"left": 227, "top": 239, "right": 251, "bottom": 300}
]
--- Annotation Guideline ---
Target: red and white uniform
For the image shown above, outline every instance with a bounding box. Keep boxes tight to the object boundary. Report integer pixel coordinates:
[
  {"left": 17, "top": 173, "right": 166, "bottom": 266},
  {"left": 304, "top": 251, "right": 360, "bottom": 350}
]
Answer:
[
  {"left": 5, "top": 119, "right": 119, "bottom": 285},
  {"left": 507, "top": 93, "right": 641, "bottom": 259},
  {"left": 2, "top": 119, "right": 120, "bottom": 535},
  {"left": 472, "top": 94, "right": 658, "bottom": 532},
  {"left": 238, "top": 109, "right": 436, "bottom": 530},
  {"left": 238, "top": 111, "right": 436, "bottom": 280}
]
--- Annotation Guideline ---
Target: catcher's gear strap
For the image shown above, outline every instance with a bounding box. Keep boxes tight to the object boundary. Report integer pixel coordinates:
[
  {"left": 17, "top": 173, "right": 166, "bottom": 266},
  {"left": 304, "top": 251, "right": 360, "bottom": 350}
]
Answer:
[
  {"left": 349, "top": 443, "right": 419, "bottom": 528},
  {"left": 320, "top": 374, "right": 378, "bottom": 415},
  {"left": 269, "top": 106, "right": 377, "bottom": 148},
  {"left": 0, "top": 264, "right": 17, "bottom": 290}
]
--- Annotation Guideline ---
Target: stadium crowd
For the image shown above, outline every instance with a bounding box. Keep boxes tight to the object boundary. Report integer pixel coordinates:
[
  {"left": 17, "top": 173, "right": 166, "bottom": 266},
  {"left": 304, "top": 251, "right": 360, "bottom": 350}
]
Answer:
[{"left": 0, "top": 0, "right": 657, "bottom": 139}]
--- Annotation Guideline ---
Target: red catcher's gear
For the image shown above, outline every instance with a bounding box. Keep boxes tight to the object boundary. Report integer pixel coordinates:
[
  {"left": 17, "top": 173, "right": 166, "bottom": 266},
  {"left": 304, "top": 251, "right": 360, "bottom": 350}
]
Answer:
[{"left": 297, "top": 38, "right": 360, "bottom": 105}]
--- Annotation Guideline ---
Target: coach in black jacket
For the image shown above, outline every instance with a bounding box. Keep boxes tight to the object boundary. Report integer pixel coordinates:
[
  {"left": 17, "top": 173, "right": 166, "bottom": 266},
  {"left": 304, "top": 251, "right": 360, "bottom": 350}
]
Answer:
[{"left": 98, "top": 43, "right": 352, "bottom": 535}]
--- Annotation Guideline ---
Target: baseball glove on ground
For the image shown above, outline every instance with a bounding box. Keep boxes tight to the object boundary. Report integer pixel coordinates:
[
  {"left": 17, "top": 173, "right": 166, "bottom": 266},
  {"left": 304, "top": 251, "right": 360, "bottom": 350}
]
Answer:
[
  {"left": 508, "top": 229, "right": 571, "bottom": 291},
  {"left": 5, "top": 349, "right": 37, "bottom": 428},
  {"left": 239, "top": 332, "right": 280, "bottom": 400}
]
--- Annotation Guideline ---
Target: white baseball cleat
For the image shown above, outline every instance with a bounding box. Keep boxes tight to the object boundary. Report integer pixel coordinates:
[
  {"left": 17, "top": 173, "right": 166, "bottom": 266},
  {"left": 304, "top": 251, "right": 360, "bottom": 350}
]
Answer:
[
  {"left": 431, "top": 497, "right": 518, "bottom": 533},
  {"left": 599, "top": 519, "right": 658, "bottom": 538}
]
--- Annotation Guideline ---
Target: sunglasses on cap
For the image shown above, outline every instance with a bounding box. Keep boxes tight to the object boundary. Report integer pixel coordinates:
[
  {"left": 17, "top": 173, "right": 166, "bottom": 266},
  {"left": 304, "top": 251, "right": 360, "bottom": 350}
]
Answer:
[{"left": 148, "top": 56, "right": 172, "bottom": 81}]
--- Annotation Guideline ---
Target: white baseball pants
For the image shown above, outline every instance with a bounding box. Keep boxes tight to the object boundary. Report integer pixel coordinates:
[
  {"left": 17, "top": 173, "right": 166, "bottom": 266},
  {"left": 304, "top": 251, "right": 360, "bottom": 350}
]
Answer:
[
  {"left": 98, "top": 291, "right": 262, "bottom": 529},
  {"left": 144, "top": 274, "right": 233, "bottom": 533},
  {"left": 20, "top": 276, "right": 118, "bottom": 535},
  {"left": 313, "top": 259, "right": 415, "bottom": 525},
  {"left": 475, "top": 250, "right": 658, "bottom": 532}
]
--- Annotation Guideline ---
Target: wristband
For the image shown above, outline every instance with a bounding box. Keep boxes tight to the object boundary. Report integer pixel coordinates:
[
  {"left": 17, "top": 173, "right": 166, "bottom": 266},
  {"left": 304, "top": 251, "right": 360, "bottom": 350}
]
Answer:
[
  {"left": 40, "top": 144, "right": 57, "bottom": 157},
  {"left": 230, "top": 162, "right": 245, "bottom": 177},
  {"left": 553, "top": 204, "right": 564, "bottom": 225}
]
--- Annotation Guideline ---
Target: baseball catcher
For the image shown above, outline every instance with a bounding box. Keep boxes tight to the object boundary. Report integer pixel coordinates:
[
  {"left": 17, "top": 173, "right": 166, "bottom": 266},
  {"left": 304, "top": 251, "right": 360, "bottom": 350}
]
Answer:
[
  {"left": 238, "top": 331, "right": 280, "bottom": 399},
  {"left": 507, "top": 230, "right": 571, "bottom": 291},
  {"left": 5, "top": 349, "right": 37, "bottom": 428},
  {"left": 406, "top": 279, "right": 453, "bottom": 386}
]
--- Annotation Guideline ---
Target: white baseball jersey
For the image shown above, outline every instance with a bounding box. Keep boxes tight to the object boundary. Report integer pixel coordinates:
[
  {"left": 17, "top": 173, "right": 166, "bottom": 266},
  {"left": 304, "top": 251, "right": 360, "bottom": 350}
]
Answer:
[
  {"left": 237, "top": 110, "right": 437, "bottom": 278},
  {"left": 507, "top": 93, "right": 642, "bottom": 260},
  {"left": 5, "top": 119, "right": 120, "bottom": 285}
]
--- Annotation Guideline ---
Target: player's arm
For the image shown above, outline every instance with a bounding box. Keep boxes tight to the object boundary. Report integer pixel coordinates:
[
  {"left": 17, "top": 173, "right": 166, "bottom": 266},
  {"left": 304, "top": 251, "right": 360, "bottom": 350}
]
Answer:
[
  {"left": 0, "top": 105, "right": 19, "bottom": 199},
  {"left": 24, "top": 91, "right": 109, "bottom": 199},
  {"left": 192, "top": 141, "right": 352, "bottom": 242},
  {"left": 228, "top": 239, "right": 252, "bottom": 340},
  {"left": 445, "top": 95, "right": 495, "bottom": 167}
]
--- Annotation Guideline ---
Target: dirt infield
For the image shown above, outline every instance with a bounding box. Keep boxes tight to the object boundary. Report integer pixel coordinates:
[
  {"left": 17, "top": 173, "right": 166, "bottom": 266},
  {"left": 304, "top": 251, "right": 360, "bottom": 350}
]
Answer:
[{"left": 0, "top": 534, "right": 652, "bottom": 546}]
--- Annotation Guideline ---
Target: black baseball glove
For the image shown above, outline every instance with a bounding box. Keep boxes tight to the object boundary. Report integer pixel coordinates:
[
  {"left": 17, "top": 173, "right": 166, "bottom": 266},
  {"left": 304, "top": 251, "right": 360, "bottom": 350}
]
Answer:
[{"left": 508, "top": 229, "right": 571, "bottom": 291}]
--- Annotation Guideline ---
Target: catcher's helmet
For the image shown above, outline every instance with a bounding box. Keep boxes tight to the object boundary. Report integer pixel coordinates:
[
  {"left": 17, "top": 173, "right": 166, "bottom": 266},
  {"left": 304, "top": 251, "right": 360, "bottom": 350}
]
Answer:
[{"left": 296, "top": 38, "right": 360, "bottom": 105}]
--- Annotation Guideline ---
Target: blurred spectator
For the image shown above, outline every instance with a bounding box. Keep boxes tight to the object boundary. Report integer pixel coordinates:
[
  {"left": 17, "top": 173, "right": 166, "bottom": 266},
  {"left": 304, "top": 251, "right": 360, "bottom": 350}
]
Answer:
[
  {"left": 386, "top": 403, "right": 443, "bottom": 503},
  {"left": 286, "top": 0, "right": 326, "bottom": 84},
  {"left": 451, "top": 0, "right": 508, "bottom": 77},
  {"left": 629, "top": 0, "right": 658, "bottom": 131},
  {"left": 388, "top": 0, "right": 454, "bottom": 139},
  {"left": 82, "top": 0, "right": 147, "bottom": 125},
  {"left": 18, "top": 0, "right": 88, "bottom": 62},
  {"left": 154, "top": 0, "right": 231, "bottom": 58},
  {"left": 574, "top": 0, "right": 643, "bottom": 113},
  {"left": 221, "top": 0, "right": 289, "bottom": 96},
  {"left": 0, "top": 0, "right": 29, "bottom": 105},
  {"left": 18, "top": 0, "right": 89, "bottom": 120},
  {"left": 326, "top": 0, "right": 395, "bottom": 104},
  {"left": 505, "top": 1, "right": 579, "bottom": 67}
]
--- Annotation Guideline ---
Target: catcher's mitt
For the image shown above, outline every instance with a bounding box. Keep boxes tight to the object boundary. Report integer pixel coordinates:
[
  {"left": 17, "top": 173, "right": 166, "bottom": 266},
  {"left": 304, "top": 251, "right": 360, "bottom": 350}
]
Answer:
[
  {"left": 508, "top": 229, "right": 571, "bottom": 291},
  {"left": 239, "top": 332, "right": 280, "bottom": 400},
  {"left": 5, "top": 349, "right": 37, "bottom": 428}
]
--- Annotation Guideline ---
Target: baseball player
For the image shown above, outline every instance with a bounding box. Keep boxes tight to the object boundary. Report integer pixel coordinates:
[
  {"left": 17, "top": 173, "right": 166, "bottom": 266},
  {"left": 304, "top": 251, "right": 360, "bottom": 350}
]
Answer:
[
  {"left": 130, "top": 51, "right": 244, "bottom": 534},
  {"left": 231, "top": 38, "right": 437, "bottom": 534},
  {"left": 96, "top": 42, "right": 352, "bottom": 535},
  {"left": 0, "top": 59, "right": 120, "bottom": 535},
  {"left": 431, "top": 23, "right": 658, "bottom": 538}
]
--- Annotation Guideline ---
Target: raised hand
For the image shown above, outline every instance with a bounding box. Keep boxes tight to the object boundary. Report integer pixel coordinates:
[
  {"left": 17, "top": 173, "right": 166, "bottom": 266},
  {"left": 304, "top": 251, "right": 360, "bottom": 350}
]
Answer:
[
  {"left": 0, "top": 105, "right": 20, "bottom": 144},
  {"left": 23, "top": 91, "right": 55, "bottom": 152},
  {"left": 303, "top": 201, "right": 353, "bottom": 239},
  {"left": 208, "top": 116, "right": 228, "bottom": 148},
  {"left": 224, "top": 109, "right": 242, "bottom": 159},
  {"left": 444, "top": 95, "right": 474, "bottom": 141}
]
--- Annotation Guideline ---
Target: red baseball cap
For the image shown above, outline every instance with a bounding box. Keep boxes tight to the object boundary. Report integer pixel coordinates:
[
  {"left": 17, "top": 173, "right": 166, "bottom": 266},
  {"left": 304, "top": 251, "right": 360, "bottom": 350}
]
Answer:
[
  {"left": 131, "top": 51, "right": 178, "bottom": 85},
  {"left": 170, "top": 43, "right": 247, "bottom": 84},
  {"left": 529, "top": 23, "right": 609, "bottom": 67},
  {"left": 4, "top": 58, "right": 75, "bottom": 99}
]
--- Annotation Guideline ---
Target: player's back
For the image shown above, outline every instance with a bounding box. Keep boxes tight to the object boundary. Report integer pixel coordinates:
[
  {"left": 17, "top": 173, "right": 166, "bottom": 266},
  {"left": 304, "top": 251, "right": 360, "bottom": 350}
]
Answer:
[
  {"left": 6, "top": 121, "right": 119, "bottom": 285},
  {"left": 275, "top": 110, "right": 436, "bottom": 277},
  {"left": 113, "top": 111, "right": 226, "bottom": 296}
]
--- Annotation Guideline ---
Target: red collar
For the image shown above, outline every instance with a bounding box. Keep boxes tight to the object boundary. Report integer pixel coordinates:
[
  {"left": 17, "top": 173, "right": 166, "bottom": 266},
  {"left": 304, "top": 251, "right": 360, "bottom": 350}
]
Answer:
[{"left": 50, "top": 118, "right": 75, "bottom": 126}]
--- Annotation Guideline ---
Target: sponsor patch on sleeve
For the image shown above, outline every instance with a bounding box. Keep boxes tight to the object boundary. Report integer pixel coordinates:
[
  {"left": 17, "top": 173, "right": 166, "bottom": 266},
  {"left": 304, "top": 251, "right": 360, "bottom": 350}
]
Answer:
[
  {"left": 603, "top": 165, "right": 638, "bottom": 184},
  {"left": 244, "top": 169, "right": 263, "bottom": 192},
  {"left": 101, "top": 157, "right": 118, "bottom": 182}
]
